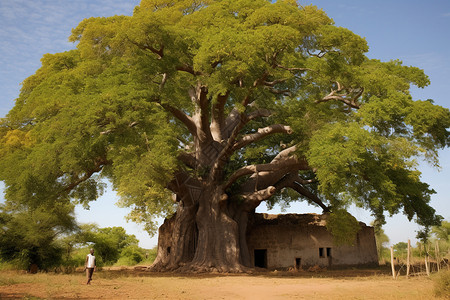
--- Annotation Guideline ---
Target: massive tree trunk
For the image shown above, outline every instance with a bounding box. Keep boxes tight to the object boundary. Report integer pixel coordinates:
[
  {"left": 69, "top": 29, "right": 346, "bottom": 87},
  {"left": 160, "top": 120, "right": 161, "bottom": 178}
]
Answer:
[
  {"left": 150, "top": 183, "right": 249, "bottom": 272},
  {"left": 190, "top": 184, "right": 242, "bottom": 272},
  {"left": 150, "top": 201, "right": 198, "bottom": 271}
]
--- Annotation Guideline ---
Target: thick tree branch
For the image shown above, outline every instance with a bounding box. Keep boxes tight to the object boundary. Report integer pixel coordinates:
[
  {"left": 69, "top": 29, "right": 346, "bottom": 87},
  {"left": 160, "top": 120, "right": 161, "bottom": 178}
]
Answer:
[
  {"left": 316, "top": 83, "right": 363, "bottom": 109},
  {"left": 161, "top": 103, "right": 197, "bottom": 137},
  {"left": 232, "top": 125, "right": 292, "bottom": 151},
  {"left": 129, "top": 39, "right": 164, "bottom": 59},
  {"left": 225, "top": 148, "right": 308, "bottom": 190},
  {"left": 211, "top": 92, "right": 229, "bottom": 141},
  {"left": 199, "top": 86, "right": 212, "bottom": 143},
  {"left": 252, "top": 71, "right": 270, "bottom": 88},
  {"left": 236, "top": 147, "right": 312, "bottom": 193},
  {"left": 225, "top": 163, "right": 289, "bottom": 190},
  {"left": 159, "top": 73, "right": 168, "bottom": 90},
  {"left": 288, "top": 180, "right": 330, "bottom": 212},
  {"left": 209, "top": 113, "right": 247, "bottom": 181},
  {"left": 247, "top": 109, "right": 272, "bottom": 121},
  {"left": 271, "top": 145, "right": 300, "bottom": 164},
  {"left": 263, "top": 78, "right": 288, "bottom": 87},
  {"left": 176, "top": 64, "right": 205, "bottom": 76},
  {"left": 267, "top": 88, "right": 292, "bottom": 97},
  {"left": 270, "top": 171, "right": 329, "bottom": 212},
  {"left": 240, "top": 186, "right": 276, "bottom": 208},
  {"left": 189, "top": 85, "right": 212, "bottom": 143},
  {"left": 177, "top": 152, "right": 197, "bottom": 169},
  {"left": 64, "top": 157, "right": 111, "bottom": 193}
]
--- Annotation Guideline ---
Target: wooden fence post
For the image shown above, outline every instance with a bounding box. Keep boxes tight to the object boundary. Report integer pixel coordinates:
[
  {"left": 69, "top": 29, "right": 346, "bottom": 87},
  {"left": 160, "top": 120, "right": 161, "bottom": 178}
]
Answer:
[
  {"left": 435, "top": 241, "right": 440, "bottom": 272},
  {"left": 406, "top": 239, "right": 411, "bottom": 278},
  {"left": 390, "top": 246, "right": 396, "bottom": 279}
]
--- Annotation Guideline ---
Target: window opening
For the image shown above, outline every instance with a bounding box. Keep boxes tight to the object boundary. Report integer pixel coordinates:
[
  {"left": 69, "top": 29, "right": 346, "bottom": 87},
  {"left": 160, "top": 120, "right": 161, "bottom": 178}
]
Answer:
[{"left": 319, "top": 247, "right": 325, "bottom": 258}]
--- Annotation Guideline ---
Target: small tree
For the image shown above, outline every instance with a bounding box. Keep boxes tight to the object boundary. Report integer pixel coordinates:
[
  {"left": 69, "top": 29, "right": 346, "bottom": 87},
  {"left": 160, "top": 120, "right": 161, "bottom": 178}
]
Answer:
[
  {"left": 432, "top": 221, "right": 450, "bottom": 243},
  {"left": 77, "top": 224, "right": 140, "bottom": 266},
  {"left": 431, "top": 220, "right": 450, "bottom": 257},
  {"left": 393, "top": 242, "right": 408, "bottom": 260},
  {"left": 0, "top": 203, "right": 77, "bottom": 270}
]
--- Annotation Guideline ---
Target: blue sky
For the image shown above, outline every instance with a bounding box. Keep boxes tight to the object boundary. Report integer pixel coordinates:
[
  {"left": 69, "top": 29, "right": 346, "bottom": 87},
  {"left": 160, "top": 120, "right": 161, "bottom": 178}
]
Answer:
[{"left": 0, "top": 0, "right": 449, "bottom": 249}]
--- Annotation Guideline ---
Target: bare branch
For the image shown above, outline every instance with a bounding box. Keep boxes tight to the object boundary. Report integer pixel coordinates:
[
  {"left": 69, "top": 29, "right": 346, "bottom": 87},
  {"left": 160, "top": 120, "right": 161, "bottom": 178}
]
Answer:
[
  {"left": 232, "top": 125, "right": 293, "bottom": 151},
  {"left": 269, "top": 172, "right": 329, "bottom": 212},
  {"left": 307, "top": 49, "right": 326, "bottom": 58},
  {"left": 307, "top": 49, "right": 339, "bottom": 58},
  {"left": 272, "top": 145, "right": 297, "bottom": 163},
  {"left": 225, "top": 163, "right": 284, "bottom": 190},
  {"left": 159, "top": 73, "right": 168, "bottom": 90},
  {"left": 247, "top": 109, "right": 272, "bottom": 121},
  {"left": 100, "top": 129, "right": 113, "bottom": 135},
  {"left": 316, "top": 83, "right": 363, "bottom": 109},
  {"left": 241, "top": 186, "right": 276, "bottom": 203},
  {"left": 263, "top": 78, "right": 288, "bottom": 87},
  {"left": 224, "top": 150, "right": 307, "bottom": 190}
]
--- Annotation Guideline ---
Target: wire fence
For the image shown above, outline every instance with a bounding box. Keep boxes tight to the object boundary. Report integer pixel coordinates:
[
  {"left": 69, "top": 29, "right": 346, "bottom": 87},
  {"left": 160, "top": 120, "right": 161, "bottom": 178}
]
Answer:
[{"left": 390, "top": 240, "right": 449, "bottom": 279}]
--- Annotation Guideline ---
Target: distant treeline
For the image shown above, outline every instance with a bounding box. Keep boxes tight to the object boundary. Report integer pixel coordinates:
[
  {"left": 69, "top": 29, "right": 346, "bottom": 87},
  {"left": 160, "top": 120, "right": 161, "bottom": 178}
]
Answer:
[{"left": 0, "top": 203, "right": 156, "bottom": 271}]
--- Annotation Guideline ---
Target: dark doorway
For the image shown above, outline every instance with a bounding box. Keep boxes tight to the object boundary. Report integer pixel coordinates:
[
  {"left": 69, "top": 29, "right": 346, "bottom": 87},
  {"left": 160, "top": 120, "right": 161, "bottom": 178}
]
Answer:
[
  {"left": 327, "top": 247, "right": 332, "bottom": 266},
  {"left": 295, "top": 258, "right": 301, "bottom": 270},
  {"left": 254, "top": 249, "right": 267, "bottom": 268}
]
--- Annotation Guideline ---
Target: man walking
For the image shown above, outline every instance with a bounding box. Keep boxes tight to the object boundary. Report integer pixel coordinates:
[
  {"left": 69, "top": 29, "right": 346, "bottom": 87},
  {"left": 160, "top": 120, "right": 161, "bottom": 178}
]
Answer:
[{"left": 84, "top": 248, "right": 96, "bottom": 285}]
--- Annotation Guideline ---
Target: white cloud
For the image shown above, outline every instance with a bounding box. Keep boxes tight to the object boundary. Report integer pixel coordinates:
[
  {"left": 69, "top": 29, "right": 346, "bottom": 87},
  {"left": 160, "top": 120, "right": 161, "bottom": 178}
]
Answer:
[{"left": 0, "top": 0, "right": 141, "bottom": 116}]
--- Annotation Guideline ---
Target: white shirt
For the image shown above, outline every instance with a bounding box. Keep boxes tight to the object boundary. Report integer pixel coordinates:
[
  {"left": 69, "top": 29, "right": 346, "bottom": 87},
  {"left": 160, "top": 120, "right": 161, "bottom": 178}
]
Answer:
[{"left": 86, "top": 254, "right": 96, "bottom": 268}]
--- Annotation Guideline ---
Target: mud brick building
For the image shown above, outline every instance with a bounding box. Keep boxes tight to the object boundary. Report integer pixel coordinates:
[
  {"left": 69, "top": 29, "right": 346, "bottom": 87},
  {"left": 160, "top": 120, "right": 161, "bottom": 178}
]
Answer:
[{"left": 246, "top": 213, "right": 378, "bottom": 270}]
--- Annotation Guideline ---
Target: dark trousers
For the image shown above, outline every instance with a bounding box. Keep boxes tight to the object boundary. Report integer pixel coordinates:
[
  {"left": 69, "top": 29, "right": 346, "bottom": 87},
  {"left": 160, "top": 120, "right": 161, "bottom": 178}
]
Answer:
[{"left": 86, "top": 268, "right": 94, "bottom": 282}]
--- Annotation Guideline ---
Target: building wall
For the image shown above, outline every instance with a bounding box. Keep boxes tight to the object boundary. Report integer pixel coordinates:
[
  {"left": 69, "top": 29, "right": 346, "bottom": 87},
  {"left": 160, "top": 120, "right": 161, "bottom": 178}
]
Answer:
[{"left": 246, "top": 214, "right": 378, "bottom": 269}]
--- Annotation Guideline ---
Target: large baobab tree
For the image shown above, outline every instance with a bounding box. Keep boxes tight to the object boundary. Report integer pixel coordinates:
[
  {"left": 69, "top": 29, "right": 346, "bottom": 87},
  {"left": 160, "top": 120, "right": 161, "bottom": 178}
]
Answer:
[{"left": 1, "top": 0, "right": 449, "bottom": 272}]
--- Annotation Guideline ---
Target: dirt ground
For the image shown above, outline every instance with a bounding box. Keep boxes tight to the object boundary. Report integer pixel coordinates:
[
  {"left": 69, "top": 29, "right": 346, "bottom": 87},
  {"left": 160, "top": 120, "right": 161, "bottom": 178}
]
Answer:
[{"left": 0, "top": 268, "right": 441, "bottom": 299}]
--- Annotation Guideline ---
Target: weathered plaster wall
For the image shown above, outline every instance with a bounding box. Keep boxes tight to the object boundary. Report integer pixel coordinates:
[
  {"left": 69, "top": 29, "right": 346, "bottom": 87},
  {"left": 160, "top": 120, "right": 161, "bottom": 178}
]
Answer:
[{"left": 246, "top": 213, "right": 378, "bottom": 269}]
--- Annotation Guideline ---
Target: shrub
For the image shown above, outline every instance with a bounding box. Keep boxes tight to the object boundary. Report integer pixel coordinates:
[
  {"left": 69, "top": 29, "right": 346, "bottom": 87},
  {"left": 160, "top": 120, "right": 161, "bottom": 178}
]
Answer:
[
  {"left": 116, "top": 245, "right": 144, "bottom": 266},
  {"left": 432, "top": 270, "right": 450, "bottom": 298}
]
